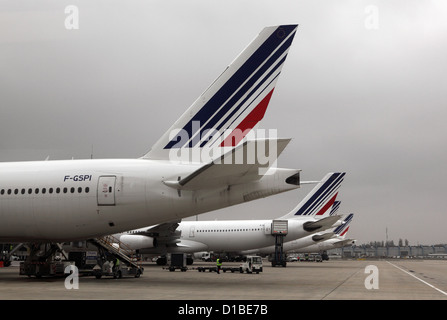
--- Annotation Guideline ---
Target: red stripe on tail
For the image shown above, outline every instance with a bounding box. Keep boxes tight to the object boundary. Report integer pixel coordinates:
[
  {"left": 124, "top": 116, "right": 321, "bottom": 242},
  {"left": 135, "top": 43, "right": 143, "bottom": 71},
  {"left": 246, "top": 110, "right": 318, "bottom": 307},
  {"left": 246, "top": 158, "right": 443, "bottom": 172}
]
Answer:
[
  {"left": 220, "top": 89, "right": 275, "bottom": 147},
  {"left": 315, "top": 192, "right": 338, "bottom": 216},
  {"left": 340, "top": 226, "right": 350, "bottom": 237}
]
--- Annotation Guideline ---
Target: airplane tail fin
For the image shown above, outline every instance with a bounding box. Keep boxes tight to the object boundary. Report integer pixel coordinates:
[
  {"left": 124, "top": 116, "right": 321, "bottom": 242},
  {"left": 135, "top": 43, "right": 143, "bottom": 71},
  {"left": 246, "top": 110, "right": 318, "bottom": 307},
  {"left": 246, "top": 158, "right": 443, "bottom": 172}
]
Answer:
[
  {"left": 330, "top": 201, "right": 341, "bottom": 216},
  {"left": 279, "top": 172, "right": 346, "bottom": 219},
  {"left": 333, "top": 213, "right": 354, "bottom": 237},
  {"left": 142, "top": 24, "right": 298, "bottom": 161}
]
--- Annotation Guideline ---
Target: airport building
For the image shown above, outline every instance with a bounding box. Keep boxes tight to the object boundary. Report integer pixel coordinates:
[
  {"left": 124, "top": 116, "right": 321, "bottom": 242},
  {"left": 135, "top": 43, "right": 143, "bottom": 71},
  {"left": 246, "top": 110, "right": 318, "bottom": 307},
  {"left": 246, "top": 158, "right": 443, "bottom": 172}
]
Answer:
[{"left": 329, "top": 244, "right": 447, "bottom": 259}]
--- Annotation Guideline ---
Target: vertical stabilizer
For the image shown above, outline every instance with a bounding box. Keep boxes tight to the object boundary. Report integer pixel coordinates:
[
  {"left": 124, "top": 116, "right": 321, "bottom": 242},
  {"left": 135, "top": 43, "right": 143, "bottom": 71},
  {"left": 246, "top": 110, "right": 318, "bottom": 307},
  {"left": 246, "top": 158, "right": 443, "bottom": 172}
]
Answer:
[
  {"left": 142, "top": 25, "right": 298, "bottom": 161},
  {"left": 279, "top": 172, "right": 346, "bottom": 219}
]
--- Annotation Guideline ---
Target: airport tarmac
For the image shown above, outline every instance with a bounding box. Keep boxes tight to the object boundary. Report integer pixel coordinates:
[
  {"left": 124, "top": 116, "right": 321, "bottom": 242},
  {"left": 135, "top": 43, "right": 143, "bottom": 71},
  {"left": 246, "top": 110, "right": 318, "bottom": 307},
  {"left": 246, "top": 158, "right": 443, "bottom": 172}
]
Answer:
[{"left": 0, "top": 258, "right": 446, "bottom": 302}]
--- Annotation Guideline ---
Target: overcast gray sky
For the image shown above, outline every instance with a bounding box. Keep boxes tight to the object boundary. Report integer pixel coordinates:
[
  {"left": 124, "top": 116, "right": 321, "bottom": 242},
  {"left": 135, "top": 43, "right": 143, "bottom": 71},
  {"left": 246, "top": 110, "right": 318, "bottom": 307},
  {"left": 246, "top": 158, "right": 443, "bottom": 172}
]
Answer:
[{"left": 1, "top": 0, "right": 446, "bottom": 245}]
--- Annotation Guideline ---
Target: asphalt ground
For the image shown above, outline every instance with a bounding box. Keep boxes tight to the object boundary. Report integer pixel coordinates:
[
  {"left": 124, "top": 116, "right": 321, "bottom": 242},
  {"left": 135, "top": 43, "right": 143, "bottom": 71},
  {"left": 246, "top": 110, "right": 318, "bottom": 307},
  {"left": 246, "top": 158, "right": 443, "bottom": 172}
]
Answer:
[{"left": 0, "top": 259, "right": 445, "bottom": 317}]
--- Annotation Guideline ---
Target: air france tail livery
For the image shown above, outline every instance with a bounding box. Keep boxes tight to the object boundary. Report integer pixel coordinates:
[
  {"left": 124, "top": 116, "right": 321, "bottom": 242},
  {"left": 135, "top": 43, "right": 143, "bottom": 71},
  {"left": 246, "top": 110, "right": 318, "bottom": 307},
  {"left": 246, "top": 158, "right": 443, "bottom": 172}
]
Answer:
[
  {"left": 0, "top": 25, "right": 301, "bottom": 242},
  {"left": 115, "top": 172, "right": 346, "bottom": 256}
]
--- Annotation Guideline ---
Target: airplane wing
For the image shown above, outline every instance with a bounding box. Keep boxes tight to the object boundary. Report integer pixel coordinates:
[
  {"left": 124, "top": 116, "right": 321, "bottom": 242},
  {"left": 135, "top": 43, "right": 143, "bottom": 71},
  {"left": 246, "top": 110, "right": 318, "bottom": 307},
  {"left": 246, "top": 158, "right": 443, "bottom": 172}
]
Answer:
[
  {"left": 133, "top": 221, "right": 181, "bottom": 244},
  {"left": 164, "top": 138, "right": 292, "bottom": 190},
  {"left": 122, "top": 222, "right": 209, "bottom": 251}
]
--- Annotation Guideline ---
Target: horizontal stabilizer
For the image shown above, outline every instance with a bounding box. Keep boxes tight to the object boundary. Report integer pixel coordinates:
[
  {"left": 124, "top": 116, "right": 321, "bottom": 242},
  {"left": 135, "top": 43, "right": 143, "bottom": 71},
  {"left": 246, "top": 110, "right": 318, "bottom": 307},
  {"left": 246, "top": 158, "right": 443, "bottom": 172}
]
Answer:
[
  {"left": 164, "top": 138, "right": 291, "bottom": 190},
  {"left": 300, "top": 181, "right": 320, "bottom": 185},
  {"left": 312, "top": 232, "right": 335, "bottom": 242},
  {"left": 303, "top": 215, "right": 341, "bottom": 232},
  {"left": 333, "top": 238, "right": 356, "bottom": 247}
]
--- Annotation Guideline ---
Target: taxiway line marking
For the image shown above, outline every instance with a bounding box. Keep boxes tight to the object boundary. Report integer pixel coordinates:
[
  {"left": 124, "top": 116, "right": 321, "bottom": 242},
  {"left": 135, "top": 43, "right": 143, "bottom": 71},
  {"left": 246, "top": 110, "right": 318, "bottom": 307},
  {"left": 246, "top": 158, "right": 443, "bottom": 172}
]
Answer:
[{"left": 386, "top": 261, "right": 447, "bottom": 296}]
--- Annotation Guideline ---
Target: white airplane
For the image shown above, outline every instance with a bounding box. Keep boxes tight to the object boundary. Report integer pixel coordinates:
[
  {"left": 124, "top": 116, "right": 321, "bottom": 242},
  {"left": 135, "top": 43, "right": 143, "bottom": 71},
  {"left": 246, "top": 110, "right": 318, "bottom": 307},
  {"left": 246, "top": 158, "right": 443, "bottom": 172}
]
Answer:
[
  {"left": 115, "top": 172, "right": 346, "bottom": 261},
  {"left": 0, "top": 24, "right": 302, "bottom": 242}
]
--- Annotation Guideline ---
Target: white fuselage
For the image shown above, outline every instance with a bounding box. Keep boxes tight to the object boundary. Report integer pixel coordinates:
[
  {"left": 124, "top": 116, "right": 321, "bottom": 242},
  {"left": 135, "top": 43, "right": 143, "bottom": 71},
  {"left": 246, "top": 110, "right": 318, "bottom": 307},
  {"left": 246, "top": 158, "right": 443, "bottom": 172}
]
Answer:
[
  {"left": 130, "top": 218, "right": 322, "bottom": 255},
  {"left": 0, "top": 159, "right": 192, "bottom": 241},
  {"left": 0, "top": 159, "right": 298, "bottom": 242}
]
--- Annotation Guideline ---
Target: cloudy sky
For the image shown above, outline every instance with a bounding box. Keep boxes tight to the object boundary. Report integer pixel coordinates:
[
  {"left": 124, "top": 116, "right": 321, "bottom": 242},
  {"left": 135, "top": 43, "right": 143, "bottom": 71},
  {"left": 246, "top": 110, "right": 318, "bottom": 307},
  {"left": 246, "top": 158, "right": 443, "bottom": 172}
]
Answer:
[{"left": 1, "top": 0, "right": 446, "bottom": 245}]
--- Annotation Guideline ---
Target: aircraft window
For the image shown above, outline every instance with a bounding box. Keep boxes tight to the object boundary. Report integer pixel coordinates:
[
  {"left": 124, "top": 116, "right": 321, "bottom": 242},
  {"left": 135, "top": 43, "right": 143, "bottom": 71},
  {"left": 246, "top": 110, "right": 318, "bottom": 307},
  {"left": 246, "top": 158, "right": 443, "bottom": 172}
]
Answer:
[{"left": 0, "top": 186, "right": 98, "bottom": 196}]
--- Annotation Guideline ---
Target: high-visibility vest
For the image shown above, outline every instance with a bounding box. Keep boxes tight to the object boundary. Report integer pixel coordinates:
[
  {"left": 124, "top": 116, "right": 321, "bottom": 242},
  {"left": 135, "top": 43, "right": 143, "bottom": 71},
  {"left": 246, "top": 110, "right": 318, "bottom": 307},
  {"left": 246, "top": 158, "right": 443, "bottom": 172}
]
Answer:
[{"left": 216, "top": 259, "right": 222, "bottom": 266}]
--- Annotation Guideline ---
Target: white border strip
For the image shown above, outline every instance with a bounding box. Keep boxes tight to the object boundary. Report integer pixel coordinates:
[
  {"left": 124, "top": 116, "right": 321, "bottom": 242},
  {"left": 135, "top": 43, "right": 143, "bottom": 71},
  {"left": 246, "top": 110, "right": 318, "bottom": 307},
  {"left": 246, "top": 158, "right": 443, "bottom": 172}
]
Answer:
[{"left": 387, "top": 261, "right": 447, "bottom": 296}]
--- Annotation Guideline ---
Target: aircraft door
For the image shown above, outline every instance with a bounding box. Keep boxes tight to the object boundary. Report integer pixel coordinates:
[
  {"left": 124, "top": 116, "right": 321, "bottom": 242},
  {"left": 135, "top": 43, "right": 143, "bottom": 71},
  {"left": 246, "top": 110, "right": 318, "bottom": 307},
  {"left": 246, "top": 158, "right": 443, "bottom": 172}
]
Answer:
[
  {"left": 189, "top": 226, "right": 195, "bottom": 238},
  {"left": 97, "top": 176, "right": 116, "bottom": 206},
  {"left": 264, "top": 222, "right": 272, "bottom": 235}
]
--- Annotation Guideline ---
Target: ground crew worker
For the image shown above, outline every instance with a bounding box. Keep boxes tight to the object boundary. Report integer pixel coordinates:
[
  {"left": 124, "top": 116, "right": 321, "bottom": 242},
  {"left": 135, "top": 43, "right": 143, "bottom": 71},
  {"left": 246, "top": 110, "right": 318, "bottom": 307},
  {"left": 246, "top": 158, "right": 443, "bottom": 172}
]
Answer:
[
  {"left": 216, "top": 258, "right": 222, "bottom": 274},
  {"left": 114, "top": 258, "right": 120, "bottom": 272}
]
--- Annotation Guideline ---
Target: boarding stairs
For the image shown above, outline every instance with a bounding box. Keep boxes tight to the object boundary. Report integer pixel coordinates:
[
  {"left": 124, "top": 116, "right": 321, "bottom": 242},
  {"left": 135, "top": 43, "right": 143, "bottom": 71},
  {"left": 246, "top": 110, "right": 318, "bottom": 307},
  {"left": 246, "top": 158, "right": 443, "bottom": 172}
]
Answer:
[{"left": 90, "top": 235, "right": 142, "bottom": 271}]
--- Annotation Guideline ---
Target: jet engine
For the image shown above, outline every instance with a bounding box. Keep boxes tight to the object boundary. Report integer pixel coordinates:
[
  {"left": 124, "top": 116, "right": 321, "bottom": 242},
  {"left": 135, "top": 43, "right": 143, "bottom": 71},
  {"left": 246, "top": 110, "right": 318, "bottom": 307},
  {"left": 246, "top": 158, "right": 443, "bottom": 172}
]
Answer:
[{"left": 120, "top": 235, "right": 157, "bottom": 250}]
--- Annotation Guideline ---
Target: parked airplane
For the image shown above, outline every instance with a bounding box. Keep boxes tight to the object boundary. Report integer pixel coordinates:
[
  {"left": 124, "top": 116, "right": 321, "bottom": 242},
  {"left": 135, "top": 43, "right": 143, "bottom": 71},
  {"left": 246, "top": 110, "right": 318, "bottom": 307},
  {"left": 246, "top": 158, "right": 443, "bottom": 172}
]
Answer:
[
  {"left": 0, "top": 25, "right": 301, "bottom": 242},
  {"left": 115, "top": 172, "right": 346, "bottom": 263}
]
